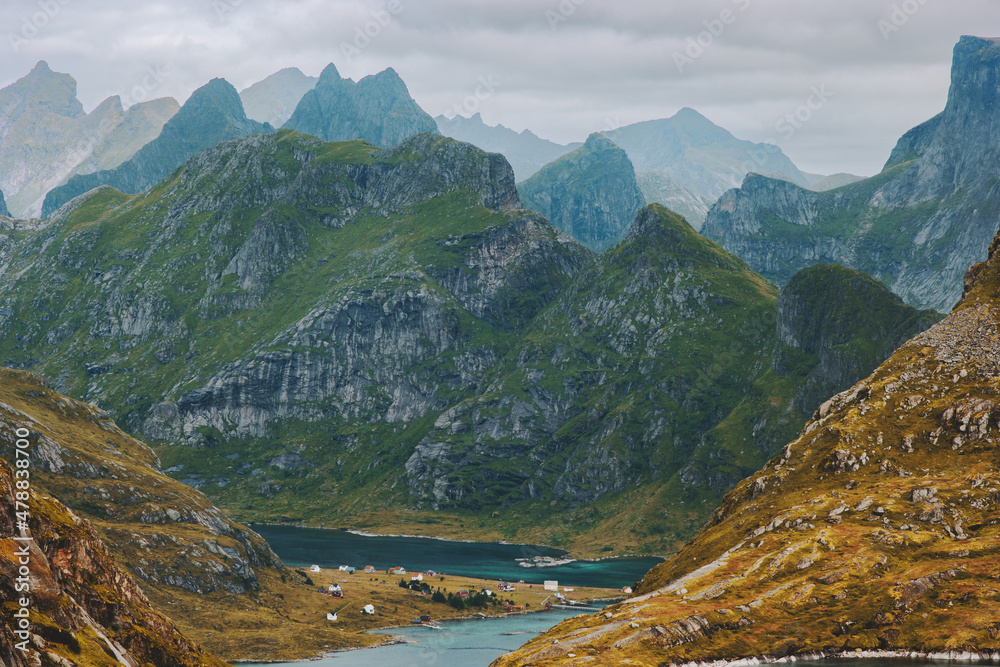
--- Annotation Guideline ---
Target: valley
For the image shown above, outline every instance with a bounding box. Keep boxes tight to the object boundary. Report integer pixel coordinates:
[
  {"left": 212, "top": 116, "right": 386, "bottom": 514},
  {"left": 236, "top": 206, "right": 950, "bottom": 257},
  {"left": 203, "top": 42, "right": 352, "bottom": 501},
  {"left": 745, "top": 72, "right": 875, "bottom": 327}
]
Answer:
[{"left": 1, "top": 15, "right": 998, "bottom": 667}]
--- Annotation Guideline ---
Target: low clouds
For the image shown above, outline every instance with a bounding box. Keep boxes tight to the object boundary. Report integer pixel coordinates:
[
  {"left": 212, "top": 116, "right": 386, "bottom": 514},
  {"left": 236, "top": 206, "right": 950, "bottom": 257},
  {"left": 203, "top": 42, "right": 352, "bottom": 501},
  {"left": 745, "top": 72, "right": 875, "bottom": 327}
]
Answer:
[{"left": 0, "top": 0, "right": 994, "bottom": 174}]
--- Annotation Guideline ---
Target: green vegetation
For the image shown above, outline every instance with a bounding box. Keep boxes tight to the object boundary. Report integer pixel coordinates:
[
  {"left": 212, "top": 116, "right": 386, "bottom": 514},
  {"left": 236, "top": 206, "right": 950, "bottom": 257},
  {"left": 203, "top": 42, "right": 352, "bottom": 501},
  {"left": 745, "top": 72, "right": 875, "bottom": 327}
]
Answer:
[{"left": 0, "top": 132, "right": 941, "bottom": 558}]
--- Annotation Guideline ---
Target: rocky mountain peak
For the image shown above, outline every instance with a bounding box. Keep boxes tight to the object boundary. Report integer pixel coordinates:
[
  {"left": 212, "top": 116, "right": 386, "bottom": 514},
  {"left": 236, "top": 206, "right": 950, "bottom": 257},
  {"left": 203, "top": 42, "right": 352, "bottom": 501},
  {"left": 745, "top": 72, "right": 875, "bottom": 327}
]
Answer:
[
  {"left": 582, "top": 131, "right": 614, "bottom": 149},
  {"left": 179, "top": 77, "right": 245, "bottom": 118},
  {"left": 622, "top": 203, "right": 693, "bottom": 246},
  {"left": 317, "top": 61, "right": 345, "bottom": 86},
  {"left": 519, "top": 132, "right": 645, "bottom": 251},
  {"left": 284, "top": 62, "right": 437, "bottom": 148},
  {"left": 0, "top": 60, "right": 84, "bottom": 126}
]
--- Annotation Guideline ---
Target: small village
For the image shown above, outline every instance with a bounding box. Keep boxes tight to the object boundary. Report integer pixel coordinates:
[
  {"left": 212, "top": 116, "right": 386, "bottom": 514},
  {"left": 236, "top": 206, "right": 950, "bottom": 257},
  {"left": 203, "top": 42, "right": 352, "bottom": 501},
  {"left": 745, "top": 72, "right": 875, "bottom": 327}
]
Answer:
[{"left": 303, "top": 562, "right": 626, "bottom": 630}]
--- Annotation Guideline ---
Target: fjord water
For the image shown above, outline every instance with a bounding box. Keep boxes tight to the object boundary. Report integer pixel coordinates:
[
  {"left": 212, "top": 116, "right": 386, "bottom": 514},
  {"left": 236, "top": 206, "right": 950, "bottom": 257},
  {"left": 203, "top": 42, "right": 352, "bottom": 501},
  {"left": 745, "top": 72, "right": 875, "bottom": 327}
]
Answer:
[
  {"left": 246, "top": 607, "right": 596, "bottom": 667},
  {"left": 253, "top": 524, "right": 662, "bottom": 588}
]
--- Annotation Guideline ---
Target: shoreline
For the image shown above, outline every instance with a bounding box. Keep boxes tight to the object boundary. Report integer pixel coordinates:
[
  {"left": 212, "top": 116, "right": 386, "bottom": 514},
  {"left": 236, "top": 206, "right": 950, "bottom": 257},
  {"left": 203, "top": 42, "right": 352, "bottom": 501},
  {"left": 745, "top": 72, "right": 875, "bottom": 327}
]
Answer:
[
  {"left": 233, "top": 603, "right": 612, "bottom": 665},
  {"left": 249, "top": 521, "right": 665, "bottom": 563},
  {"left": 671, "top": 649, "right": 1000, "bottom": 667}
]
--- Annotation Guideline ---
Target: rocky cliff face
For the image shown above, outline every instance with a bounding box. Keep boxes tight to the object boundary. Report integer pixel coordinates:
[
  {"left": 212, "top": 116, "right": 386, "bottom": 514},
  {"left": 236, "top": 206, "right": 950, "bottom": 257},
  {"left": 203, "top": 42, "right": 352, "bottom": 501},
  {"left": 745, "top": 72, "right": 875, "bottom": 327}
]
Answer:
[
  {"left": 493, "top": 226, "right": 1000, "bottom": 667},
  {"left": 702, "top": 36, "right": 1000, "bottom": 313},
  {"left": 0, "top": 61, "right": 177, "bottom": 218},
  {"left": 240, "top": 67, "right": 318, "bottom": 128},
  {"left": 0, "top": 130, "right": 940, "bottom": 555},
  {"left": 774, "top": 264, "right": 942, "bottom": 411},
  {"left": 436, "top": 112, "right": 580, "bottom": 181},
  {"left": 0, "top": 189, "right": 8, "bottom": 217},
  {"left": 42, "top": 77, "right": 270, "bottom": 217},
  {"left": 284, "top": 63, "right": 437, "bottom": 147},
  {"left": 519, "top": 133, "right": 646, "bottom": 251},
  {"left": 0, "top": 367, "right": 374, "bottom": 662},
  {"left": 0, "top": 447, "right": 227, "bottom": 666}
]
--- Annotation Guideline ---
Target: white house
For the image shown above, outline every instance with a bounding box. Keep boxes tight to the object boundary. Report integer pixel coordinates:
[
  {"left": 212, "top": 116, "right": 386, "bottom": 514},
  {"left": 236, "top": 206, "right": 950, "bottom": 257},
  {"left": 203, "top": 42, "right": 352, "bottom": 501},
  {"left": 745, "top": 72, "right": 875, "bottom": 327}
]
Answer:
[
  {"left": 309, "top": 564, "right": 321, "bottom": 573},
  {"left": 326, "top": 612, "right": 337, "bottom": 621},
  {"left": 411, "top": 573, "right": 423, "bottom": 582},
  {"left": 362, "top": 604, "right": 375, "bottom": 615},
  {"left": 543, "top": 580, "right": 558, "bottom": 592}
]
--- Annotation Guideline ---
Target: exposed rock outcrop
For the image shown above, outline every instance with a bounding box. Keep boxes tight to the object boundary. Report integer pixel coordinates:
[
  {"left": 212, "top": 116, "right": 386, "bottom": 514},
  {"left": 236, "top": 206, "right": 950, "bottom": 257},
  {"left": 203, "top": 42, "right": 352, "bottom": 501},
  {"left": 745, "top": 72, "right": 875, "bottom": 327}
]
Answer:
[
  {"left": 0, "top": 130, "right": 940, "bottom": 556},
  {"left": 702, "top": 36, "right": 1000, "bottom": 312},
  {"left": 0, "top": 455, "right": 227, "bottom": 666},
  {"left": 42, "top": 77, "right": 270, "bottom": 217}
]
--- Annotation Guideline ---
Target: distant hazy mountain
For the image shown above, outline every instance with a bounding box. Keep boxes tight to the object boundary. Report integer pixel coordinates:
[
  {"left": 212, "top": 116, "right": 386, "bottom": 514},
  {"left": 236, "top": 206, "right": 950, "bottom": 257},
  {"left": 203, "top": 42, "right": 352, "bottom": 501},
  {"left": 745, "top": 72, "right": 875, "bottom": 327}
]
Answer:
[
  {"left": 283, "top": 63, "right": 437, "bottom": 147},
  {"left": 43, "top": 78, "right": 271, "bottom": 217},
  {"left": 802, "top": 171, "right": 865, "bottom": 190},
  {"left": 701, "top": 36, "right": 1000, "bottom": 312},
  {"left": 240, "top": 67, "right": 318, "bottom": 128},
  {"left": 436, "top": 113, "right": 580, "bottom": 181},
  {"left": 0, "top": 61, "right": 177, "bottom": 218},
  {"left": 519, "top": 133, "right": 646, "bottom": 251},
  {"left": 75, "top": 97, "right": 180, "bottom": 174},
  {"left": 634, "top": 169, "right": 714, "bottom": 230},
  {"left": 605, "top": 108, "right": 813, "bottom": 204}
]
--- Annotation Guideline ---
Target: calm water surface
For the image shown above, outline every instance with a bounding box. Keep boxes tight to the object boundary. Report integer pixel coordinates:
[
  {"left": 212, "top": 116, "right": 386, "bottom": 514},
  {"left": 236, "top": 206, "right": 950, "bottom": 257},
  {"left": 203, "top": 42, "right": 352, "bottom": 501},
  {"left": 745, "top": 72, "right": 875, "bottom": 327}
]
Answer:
[
  {"left": 244, "top": 607, "right": 594, "bottom": 667},
  {"left": 253, "top": 524, "right": 662, "bottom": 588}
]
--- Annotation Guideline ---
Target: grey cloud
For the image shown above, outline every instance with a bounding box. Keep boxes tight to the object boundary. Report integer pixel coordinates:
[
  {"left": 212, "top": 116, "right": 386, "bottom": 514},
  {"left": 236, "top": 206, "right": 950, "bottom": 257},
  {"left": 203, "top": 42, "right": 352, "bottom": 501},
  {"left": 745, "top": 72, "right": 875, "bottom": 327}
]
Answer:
[{"left": 0, "top": 0, "right": 996, "bottom": 174}]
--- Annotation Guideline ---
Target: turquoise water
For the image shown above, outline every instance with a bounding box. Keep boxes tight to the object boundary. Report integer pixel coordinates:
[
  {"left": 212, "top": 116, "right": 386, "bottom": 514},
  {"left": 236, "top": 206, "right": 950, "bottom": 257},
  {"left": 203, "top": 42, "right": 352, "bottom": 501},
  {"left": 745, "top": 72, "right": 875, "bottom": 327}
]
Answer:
[
  {"left": 253, "top": 525, "right": 663, "bottom": 589},
  {"left": 244, "top": 607, "right": 592, "bottom": 666}
]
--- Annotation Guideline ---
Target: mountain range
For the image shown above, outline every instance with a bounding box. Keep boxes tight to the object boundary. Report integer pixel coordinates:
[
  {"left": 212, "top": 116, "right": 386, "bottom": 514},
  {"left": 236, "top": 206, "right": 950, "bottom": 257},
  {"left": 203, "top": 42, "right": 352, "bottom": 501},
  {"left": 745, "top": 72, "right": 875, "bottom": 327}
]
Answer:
[
  {"left": 0, "top": 127, "right": 938, "bottom": 556},
  {"left": 2, "top": 33, "right": 999, "bottom": 666},
  {"left": 0, "top": 61, "right": 177, "bottom": 218},
  {"left": 41, "top": 77, "right": 271, "bottom": 217},
  {"left": 701, "top": 36, "right": 1000, "bottom": 313},
  {"left": 495, "top": 208, "right": 1000, "bottom": 667},
  {"left": 436, "top": 112, "right": 582, "bottom": 182},
  {"left": 436, "top": 107, "right": 860, "bottom": 231}
]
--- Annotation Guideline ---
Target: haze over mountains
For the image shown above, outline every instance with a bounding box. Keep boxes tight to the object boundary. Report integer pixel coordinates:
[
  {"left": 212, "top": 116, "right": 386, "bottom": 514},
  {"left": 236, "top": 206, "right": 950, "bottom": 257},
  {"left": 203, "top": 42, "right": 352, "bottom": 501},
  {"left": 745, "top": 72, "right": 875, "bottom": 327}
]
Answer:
[
  {"left": 3, "top": 33, "right": 1000, "bottom": 666},
  {"left": 0, "top": 61, "right": 177, "bottom": 218},
  {"left": 239, "top": 66, "right": 318, "bottom": 128},
  {"left": 0, "top": 58, "right": 858, "bottom": 246},
  {"left": 0, "top": 126, "right": 939, "bottom": 556},
  {"left": 702, "top": 36, "right": 1000, "bottom": 313}
]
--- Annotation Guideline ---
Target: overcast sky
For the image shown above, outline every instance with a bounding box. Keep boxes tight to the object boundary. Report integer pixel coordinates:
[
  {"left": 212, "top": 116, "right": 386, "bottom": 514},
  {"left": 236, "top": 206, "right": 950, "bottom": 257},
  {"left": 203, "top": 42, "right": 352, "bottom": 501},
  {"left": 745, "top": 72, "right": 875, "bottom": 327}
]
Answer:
[{"left": 0, "top": 0, "right": 995, "bottom": 175}]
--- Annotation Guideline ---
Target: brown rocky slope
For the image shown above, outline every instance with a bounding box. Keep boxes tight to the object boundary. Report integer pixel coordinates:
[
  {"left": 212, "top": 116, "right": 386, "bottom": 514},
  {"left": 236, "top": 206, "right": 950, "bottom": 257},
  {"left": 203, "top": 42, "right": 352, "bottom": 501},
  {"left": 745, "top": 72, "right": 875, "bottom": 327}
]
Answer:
[
  {"left": 0, "top": 455, "right": 227, "bottom": 666},
  {"left": 492, "top": 231, "right": 1000, "bottom": 665},
  {"left": 0, "top": 368, "right": 395, "bottom": 662}
]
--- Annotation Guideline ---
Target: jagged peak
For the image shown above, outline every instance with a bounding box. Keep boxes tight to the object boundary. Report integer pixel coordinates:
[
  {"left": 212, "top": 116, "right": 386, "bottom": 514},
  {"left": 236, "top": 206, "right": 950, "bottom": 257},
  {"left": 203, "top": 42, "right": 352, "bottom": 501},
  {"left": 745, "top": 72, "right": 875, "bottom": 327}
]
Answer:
[
  {"left": 317, "top": 62, "right": 345, "bottom": 86},
  {"left": 583, "top": 131, "right": 616, "bottom": 149},
  {"left": 30, "top": 59, "right": 52, "bottom": 74},
  {"left": 3, "top": 60, "right": 84, "bottom": 118},
  {"left": 358, "top": 66, "right": 411, "bottom": 96},
  {"left": 178, "top": 77, "right": 243, "bottom": 113},
  {"left": 91, "top": 94, "right": 125, "bottom": 116}
]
